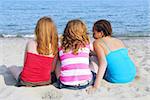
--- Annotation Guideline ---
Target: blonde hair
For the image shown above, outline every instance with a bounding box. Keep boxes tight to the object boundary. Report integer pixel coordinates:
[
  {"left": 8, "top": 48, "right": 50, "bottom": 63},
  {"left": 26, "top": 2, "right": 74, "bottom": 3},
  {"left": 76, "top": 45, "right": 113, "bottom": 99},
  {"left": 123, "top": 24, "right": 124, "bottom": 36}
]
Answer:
[
  {"left": 61, "top": 19, "right": 90, "bottom": 55},
  {"left": 35, "top": 16, "right": 58, "bottom": 55}
]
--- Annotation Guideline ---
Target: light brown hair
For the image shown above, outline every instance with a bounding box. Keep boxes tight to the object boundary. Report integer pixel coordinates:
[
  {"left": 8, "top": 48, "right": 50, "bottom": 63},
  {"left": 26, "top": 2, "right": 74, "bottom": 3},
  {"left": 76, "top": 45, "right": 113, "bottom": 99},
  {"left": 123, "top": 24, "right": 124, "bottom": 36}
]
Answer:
[
  {"left": 35, "top": 16, "right": 58, "bottom": 55},
  {"left": 61, "top": 19, "right": 90, "bottom": 55}
]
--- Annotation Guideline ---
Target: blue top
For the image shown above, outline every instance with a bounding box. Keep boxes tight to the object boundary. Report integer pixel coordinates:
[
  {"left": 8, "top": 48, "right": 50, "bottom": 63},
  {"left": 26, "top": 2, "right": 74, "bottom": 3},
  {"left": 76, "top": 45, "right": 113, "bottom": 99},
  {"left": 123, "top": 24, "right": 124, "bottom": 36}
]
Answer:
[{"left": 100, "top": 39, "right": 136, "bottom": 83}]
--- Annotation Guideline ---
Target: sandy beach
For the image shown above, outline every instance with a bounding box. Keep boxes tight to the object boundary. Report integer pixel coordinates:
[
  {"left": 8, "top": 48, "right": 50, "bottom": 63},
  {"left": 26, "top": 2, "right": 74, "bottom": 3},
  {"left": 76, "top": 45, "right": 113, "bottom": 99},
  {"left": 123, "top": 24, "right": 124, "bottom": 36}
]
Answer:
[{"left": 0, "top": 37, "right": 150, "bottom": 100}]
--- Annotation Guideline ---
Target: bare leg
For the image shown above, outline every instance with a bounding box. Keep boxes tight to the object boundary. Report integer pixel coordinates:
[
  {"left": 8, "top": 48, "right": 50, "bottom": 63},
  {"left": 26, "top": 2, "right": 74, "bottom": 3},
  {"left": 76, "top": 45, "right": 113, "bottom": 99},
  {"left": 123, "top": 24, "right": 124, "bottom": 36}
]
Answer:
[
  {"left": 8, "top": 65, "right": 23, "bottom": 80},
  {"left": 89, "top": 56, "right": 99, "bottom": 73}
]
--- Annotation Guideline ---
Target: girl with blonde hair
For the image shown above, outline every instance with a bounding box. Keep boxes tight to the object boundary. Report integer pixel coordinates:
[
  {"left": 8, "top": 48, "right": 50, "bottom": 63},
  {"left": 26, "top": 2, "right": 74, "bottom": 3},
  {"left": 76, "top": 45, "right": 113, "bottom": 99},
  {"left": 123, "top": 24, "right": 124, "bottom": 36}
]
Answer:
[
  {"left": 56, "top": 19, "right": 98, "bottom": 90},
  {"left": 9, "top": 16, "right": 58, "bottom": 87}
]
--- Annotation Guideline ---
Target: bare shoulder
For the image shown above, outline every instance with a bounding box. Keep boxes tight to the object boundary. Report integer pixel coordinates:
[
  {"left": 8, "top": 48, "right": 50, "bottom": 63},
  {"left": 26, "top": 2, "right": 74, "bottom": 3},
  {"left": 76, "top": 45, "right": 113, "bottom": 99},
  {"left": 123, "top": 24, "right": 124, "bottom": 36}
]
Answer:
[
  {"left": 93, "top": 39, "right": 100, "bottom": 46},
  {"left": 112, "top": 37, "right": 125, "bottom": 47},
  {"left": 26, "top": 40, "right": 36, "bottom": 48},
  {"left": 93, "top": 39, "right": 103, "bottom": 50},
  {"left": 26, "top": 40, "right": 37, "bottom": 53},
  {"left": 112, "top": 37, "right": 122, "bottom": 42}
]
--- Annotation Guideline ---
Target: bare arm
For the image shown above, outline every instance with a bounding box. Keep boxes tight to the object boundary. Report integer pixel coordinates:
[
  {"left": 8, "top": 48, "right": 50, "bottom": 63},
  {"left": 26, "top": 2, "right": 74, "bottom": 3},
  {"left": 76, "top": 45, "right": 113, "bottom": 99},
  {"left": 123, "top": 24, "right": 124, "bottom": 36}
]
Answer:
[
  {"left": 8, "top": 41, "right": 29, "bottom": 80},
  {"left": 23, "top": 43, "right": 28, "bottom": 66},
  {"left": 52, "top": 53, "right": 59, "bottom": 72},
  {"left": 23, "top": 40, "right": 36, "bottom": 65},
  {"left": 92, "top": 40, "right": 107, "bottom": 89}
]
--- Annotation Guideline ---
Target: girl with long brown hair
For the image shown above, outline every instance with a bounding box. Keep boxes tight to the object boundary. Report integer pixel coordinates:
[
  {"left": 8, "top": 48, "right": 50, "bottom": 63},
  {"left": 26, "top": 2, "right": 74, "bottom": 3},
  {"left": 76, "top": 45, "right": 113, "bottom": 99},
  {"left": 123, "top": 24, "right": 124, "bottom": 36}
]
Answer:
[{"left": 9, "top": 16, "right": 58, "bottom": 87}]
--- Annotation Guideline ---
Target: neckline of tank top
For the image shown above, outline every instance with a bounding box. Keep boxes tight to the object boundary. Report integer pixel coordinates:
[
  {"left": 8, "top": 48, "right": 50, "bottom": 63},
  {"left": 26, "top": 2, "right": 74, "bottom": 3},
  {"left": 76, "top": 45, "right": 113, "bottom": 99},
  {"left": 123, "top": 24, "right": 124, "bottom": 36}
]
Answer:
[
  {"left": 106, "top": 48, "right": 127, "bottom": 57},
  {"left": 26, "top": 52, "right": 54, "bottom": 59}
]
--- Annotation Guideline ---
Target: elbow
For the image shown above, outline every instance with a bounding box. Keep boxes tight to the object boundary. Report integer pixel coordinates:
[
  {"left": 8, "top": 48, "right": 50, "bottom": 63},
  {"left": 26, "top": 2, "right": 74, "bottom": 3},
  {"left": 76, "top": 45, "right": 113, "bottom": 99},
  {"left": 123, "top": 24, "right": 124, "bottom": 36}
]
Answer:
[
  {"left": 103, "top": 59, "right": 108, "bottom": 67},
  {"left": 103, "top": 62, "right": 107, "bottom": 69},
  {"left": 97, "top": 58, "right": 108, "bottom": 69},
  {"left": 98, "top": 61, "right": 107, "bottom": 69}
]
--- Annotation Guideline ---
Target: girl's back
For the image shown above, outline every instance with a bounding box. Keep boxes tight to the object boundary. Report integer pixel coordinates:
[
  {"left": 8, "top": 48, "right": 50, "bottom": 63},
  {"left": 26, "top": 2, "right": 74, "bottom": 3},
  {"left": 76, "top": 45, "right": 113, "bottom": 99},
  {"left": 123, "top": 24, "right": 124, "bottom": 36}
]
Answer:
[
  {"left": 18, "top": 17, "right": 58, "bottom": 86},
  {"left": 57, "top": 19, "right": 94, "bottom": 89},
  {"left": 98, "top": 37, "right": 125, "bottom": 55},
  {"left": 59, "top": 44, "right": 92, "bottom": 85},
  {"left": 26, "top": 40, "right": 54, "bottom": 57},
  {"left": 21, "top": 40, "right": 55, "bottom": 83},
  {"left": 99, "top": 37, "right": 136, "bottom": 83}
]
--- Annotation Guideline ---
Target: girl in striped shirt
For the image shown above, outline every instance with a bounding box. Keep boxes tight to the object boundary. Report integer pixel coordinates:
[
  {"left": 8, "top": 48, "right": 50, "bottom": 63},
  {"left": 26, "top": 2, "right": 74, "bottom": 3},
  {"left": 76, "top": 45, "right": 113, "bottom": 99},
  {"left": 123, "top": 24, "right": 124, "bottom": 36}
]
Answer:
[{"left": 55, "top": 19, "right": 99, "bottom": 90}]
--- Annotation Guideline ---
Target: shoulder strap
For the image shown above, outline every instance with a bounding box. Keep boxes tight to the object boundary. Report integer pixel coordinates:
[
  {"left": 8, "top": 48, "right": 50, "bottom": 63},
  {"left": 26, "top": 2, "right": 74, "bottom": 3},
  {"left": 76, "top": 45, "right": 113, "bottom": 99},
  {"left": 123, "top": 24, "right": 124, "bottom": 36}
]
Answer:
[{"left": 99, "top": 39, "right": 111, "bottom": 53}]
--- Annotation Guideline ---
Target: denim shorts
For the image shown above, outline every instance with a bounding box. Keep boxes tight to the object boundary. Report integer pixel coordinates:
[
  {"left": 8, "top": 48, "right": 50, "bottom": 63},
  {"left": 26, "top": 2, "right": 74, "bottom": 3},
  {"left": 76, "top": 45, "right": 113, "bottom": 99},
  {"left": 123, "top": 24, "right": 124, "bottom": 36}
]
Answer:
[{"left": 55, "top": 71, "right": 96, "bottom": 90}]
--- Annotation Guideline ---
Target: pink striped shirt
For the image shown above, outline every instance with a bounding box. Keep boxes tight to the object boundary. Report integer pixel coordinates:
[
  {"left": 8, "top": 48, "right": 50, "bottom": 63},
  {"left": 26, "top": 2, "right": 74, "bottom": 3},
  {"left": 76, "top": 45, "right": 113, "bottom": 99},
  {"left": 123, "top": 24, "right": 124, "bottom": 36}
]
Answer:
[{"left": 59, "top": 45, "right": 92, "bottom": 85}]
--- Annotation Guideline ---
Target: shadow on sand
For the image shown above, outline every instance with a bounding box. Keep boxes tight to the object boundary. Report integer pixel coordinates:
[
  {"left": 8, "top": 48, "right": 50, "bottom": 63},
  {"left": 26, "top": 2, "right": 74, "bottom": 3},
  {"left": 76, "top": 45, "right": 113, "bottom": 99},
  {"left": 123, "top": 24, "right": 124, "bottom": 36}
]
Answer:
[{"left": 0, "top": 65, "right": 16, "bottom": 86}]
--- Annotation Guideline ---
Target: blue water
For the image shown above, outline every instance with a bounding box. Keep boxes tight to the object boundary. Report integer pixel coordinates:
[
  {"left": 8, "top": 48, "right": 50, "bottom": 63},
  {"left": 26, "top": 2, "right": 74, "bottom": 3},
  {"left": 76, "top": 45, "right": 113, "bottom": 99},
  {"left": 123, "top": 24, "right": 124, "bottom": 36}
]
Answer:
[{"left": 0, "top": 0, "right": 150, "bottom": 37}]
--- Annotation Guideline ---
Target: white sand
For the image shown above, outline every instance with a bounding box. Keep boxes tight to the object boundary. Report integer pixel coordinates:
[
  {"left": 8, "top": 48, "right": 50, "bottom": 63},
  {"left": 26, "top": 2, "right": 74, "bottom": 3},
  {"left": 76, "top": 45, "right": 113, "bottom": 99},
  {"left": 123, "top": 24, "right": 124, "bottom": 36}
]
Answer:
[{"left": 0, "top": 37, "right": 150, "bottom": 100}]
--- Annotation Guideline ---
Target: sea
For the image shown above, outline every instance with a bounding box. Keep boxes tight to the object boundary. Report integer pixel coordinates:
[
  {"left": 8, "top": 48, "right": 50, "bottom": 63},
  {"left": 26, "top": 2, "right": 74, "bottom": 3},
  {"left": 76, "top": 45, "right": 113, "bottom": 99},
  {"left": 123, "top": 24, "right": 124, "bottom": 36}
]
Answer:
[{"left": 0, "top": 0, "right": 150, "bottom": 37}]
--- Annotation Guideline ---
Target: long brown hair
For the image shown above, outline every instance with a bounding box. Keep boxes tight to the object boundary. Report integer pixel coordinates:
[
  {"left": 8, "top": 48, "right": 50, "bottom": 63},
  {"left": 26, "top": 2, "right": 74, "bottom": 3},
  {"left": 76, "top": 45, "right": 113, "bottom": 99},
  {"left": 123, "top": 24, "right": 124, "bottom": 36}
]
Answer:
[
  {"left": 61, "top": 19, "right": 90, "bottom": 55},
  {"left": 35, "top": 16, "right": 58, "bottom": 55}
]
